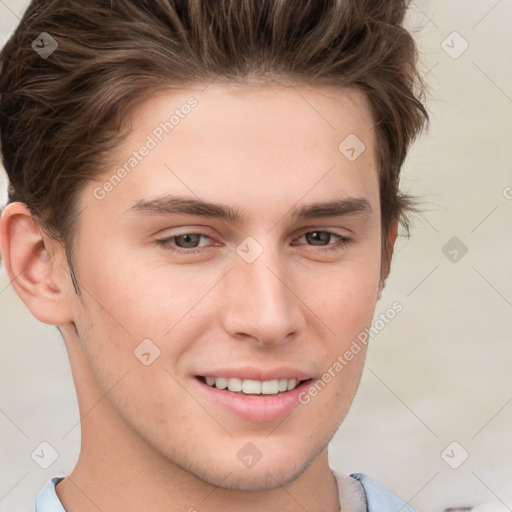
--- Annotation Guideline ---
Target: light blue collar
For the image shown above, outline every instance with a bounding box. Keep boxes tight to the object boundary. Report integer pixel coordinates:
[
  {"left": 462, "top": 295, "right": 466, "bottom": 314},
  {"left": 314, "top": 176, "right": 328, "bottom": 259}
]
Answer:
[{"left": 35, "top": 472, "right": 415, "bottom": 512}]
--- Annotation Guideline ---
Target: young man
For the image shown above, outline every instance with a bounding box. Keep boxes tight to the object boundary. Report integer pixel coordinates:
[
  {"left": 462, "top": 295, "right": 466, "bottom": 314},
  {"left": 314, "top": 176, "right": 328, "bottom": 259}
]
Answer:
[{"left": 0, "top": 0, "right": 428, "bottom": 510}]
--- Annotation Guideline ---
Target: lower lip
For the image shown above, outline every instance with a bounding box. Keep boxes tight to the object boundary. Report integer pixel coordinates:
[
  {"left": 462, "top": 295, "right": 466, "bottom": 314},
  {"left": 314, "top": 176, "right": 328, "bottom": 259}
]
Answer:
[{"left": 194, "top": 377, "right": 313, "bottom": 423}]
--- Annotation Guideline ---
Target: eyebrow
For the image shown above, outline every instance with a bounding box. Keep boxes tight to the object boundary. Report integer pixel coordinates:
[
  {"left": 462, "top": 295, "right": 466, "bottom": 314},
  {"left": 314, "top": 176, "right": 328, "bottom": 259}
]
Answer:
[{"left": 125, "top": 195, "right": 373, "bottom": 223}]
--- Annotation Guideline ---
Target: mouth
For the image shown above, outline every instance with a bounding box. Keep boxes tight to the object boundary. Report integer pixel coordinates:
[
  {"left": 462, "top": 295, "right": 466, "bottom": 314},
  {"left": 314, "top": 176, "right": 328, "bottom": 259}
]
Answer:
[
  {"left": 196, "top": 375, "right": 310, "bottom": 395},
  {"left": 194, "top": 373, "right": 313, "bottom": 422}
]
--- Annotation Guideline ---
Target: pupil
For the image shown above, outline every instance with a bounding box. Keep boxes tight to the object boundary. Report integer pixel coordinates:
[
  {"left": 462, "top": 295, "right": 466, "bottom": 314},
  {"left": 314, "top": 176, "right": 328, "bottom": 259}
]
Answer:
[
  {"left": 178, "top": 234, "right": 200, "bottom": 248},
  {"left": 308, "top": 231, "right": 328, "bottom": 246}
]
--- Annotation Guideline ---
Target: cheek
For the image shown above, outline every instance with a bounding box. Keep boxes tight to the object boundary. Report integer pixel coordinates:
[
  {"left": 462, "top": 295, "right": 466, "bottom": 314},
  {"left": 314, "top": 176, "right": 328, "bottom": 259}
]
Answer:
[
  {"left": 301, "top": 245, "right": 380, "bottom": 403},
  {"left": 307, "top": 251, "right": 381, "bottom": 336},
  {"left": 72, "top": 251, "right": 220, "bottom": 385},
  {"left": 75, "top": 245, "right": 201, "bottom": 333},
  {"left": 73, "top": 222, "right": 381, "bottom": 370}
]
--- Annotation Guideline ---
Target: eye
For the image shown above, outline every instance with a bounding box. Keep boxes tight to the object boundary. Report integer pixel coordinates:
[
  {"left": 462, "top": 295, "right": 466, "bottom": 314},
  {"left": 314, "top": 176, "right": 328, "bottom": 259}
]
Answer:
[
  {"left": 156, "top": 231, "right": 213, "bottom": 254},
  {"left": 155, "top": 229, "right": 351, "bottom": 256},
  {"left": 293, "top": 230, "right": 351, "bottom": 253}
]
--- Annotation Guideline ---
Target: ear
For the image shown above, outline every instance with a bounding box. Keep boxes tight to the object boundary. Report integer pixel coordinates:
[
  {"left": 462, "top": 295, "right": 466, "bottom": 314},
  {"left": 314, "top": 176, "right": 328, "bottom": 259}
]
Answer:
[
  {"left": 378, "top": 217, "right": 399, "bottom": 298},
  {"left": 0, "top": 202, "right": 74, "bottom": 325}
]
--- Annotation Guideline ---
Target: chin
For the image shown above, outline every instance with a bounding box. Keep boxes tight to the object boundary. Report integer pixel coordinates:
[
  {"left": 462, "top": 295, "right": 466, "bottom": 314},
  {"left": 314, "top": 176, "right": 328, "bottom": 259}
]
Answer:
[
  {"left": 197, "top": 459, "right": 309, "bottom": 492},
  {"left": 179, "top": 436, "right": 326, "bottom": 492}
]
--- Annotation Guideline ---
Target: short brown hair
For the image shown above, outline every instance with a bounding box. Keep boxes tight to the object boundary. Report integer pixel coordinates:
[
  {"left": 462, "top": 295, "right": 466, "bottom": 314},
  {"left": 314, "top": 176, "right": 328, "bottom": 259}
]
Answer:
[{"left": 0, "top": 0, "right": 428, "bottom": 274}]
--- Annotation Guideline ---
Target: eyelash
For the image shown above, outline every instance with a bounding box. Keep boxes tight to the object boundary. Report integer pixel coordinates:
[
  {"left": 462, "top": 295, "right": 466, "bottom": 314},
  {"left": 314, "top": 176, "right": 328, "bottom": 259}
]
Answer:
[{"left": 155, "top": 230, "right": 351, "bottom": 255}]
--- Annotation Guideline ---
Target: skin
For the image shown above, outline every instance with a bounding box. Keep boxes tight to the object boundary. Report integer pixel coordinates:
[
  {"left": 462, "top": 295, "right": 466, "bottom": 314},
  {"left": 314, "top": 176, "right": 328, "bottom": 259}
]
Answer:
[{"left": 0, "top": 81, "right": 397, "bottom": 512}]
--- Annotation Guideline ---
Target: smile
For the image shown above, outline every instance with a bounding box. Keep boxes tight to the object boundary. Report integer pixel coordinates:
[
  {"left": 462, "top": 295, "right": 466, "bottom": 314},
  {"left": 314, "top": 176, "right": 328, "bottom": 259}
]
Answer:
[{"left": 198, "top": 376, "right": 306, "bottom": 395}]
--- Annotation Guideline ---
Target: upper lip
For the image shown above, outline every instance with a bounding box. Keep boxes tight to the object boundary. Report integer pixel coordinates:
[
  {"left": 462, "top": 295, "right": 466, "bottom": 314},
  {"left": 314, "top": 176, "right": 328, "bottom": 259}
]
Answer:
[{"left": 198, "top": 367, "right": 312, "bottom": 382}]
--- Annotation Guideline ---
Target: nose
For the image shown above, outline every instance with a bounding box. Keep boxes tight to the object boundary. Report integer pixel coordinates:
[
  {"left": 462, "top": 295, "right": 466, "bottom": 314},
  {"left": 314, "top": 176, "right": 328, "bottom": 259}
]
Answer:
[{"left": 220, "top": 241, "right": 306, "bottom": 346}]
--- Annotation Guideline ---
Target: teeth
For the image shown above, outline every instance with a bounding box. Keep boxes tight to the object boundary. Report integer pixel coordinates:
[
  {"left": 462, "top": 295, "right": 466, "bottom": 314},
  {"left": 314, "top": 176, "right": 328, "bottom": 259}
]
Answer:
[
  {"left": 215, "top": 377, "right": 228, "bottom": 390},
  {"left": 278, "top": 379, "right": 288, "bottom": 392},
  {"left": 287, "top": 378, "right": 297, "bottom": 391},
  {"left": 261, "top": 380, "right": 279, "bottom": 394},
  {"left": 204, "top": 377, "right": 303, "bottom": 394},
  {"left": 242, "top": 379, "right": 261, "bottom": 394},
  {"left": 227, "top": 378, "right": 242, "bottom": 392}
]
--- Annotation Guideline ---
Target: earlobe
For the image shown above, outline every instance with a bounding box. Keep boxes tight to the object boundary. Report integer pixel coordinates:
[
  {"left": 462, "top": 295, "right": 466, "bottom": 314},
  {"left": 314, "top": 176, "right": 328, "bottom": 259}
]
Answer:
[{"left": 0, "top": 202, "right": 74, "bottom": 325}]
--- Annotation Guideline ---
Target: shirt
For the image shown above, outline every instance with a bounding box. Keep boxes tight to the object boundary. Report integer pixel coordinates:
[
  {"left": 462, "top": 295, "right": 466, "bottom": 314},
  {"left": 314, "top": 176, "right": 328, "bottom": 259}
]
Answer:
[{"left": 35, "top": 471, "right": 415, "bottom": 511}]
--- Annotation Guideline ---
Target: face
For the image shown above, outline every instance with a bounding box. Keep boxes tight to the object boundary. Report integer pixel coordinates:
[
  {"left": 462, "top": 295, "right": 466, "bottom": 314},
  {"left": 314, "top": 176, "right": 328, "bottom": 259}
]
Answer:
[{"left": 63, "top": 81, "right": 385, "bottom": 490}]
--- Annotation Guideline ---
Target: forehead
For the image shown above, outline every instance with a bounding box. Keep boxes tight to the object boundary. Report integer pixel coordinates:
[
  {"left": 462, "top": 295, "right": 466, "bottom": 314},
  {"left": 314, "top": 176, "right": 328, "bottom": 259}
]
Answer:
[
  {"left": 127, "top": 81, "right": 376, "bottom": 154},
  {"left": 133, "top": 79, "right": 374, "bottom": 123},
  {"left": 85, "top": 81, "right": 379, "bottom": 220}
]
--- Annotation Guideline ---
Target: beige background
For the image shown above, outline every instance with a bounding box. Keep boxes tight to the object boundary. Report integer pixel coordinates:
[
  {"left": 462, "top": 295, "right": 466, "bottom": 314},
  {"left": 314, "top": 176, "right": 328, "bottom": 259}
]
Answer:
[{"left": 1, "top": 1, "right": 511, "bottom": 510}]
